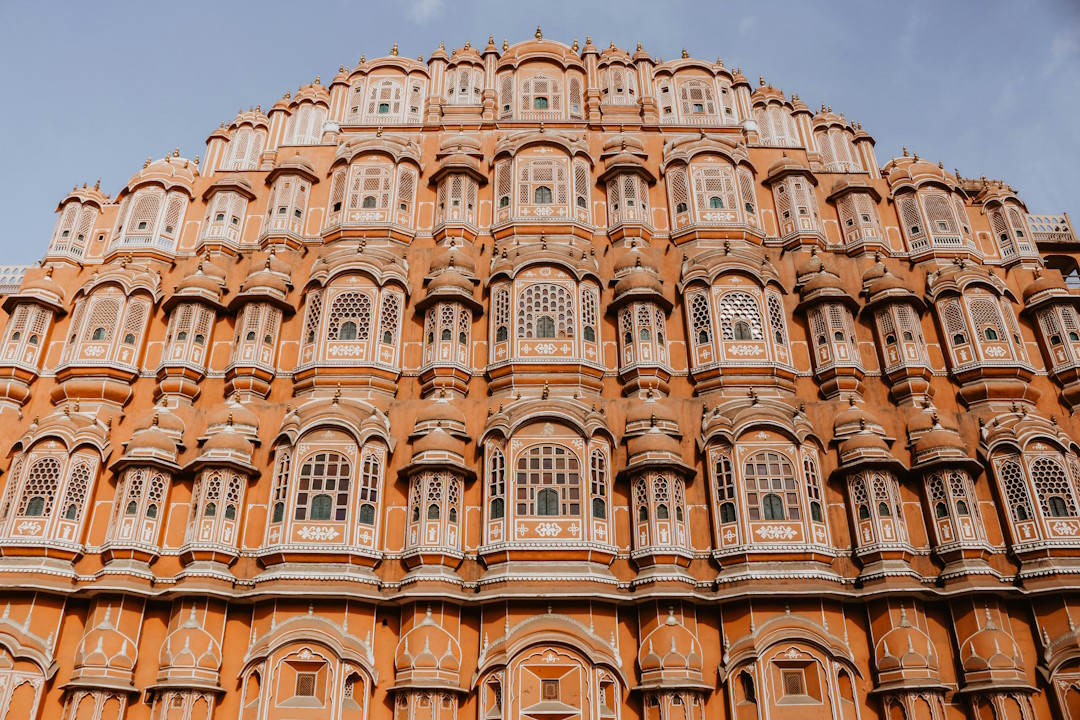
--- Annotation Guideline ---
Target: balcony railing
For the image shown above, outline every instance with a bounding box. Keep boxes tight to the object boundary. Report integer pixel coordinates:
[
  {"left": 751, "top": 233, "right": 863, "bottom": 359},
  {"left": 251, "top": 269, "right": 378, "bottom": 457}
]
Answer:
[
  {"left": 0, "top": 265, "right": 28, "bottom": 294},
  {"left": 1028, "top": 213, "right": 1078, "bottom": 250},
  {"left": 107, "top": 233, "right": 177, "bottom": 255}
]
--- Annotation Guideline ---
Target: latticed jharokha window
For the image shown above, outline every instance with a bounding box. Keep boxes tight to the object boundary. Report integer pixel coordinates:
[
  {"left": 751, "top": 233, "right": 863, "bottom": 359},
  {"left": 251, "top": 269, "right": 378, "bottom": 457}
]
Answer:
[
  {"left": 327, "top": 292, "right": 373, "bottom": 342},
  {"left": 445, "top": 68, "right": 483, "bottom": 105},
  {"left": 488, "top": 447, "right": 506, "bottom": 520},
  {"left": 1030, "top": 456, "right": 1079, "bottom": 518},
  {"left": 516, "top": 446, "right": 580, "bottom": 517},
  {"left": 18, "top": 457, "right": 62, "bottom": 517},
  {"left": 519, "top": 159, "right": 568, "bottom": 208},
  {"left": 517, "top": 284, "right": 574, "bottom": 339},
  {"left": 743, "top": 451, "right": 800, "bottom": 522},
  {"left": 295, "top": 452, "right": 351, "bottom": 522},
  {"left": 284, "top": 103, "right": 328, "bottom": 145},
  {"left": 717, "top": 292, "right": 764, "bottom": 341}
]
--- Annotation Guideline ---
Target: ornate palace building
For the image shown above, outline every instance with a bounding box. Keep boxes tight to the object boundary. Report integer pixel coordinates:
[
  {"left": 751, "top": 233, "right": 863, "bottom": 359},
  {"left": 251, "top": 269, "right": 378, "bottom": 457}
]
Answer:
[{"left": 2, "top": 28, "right": 1080, "bottom": 720}]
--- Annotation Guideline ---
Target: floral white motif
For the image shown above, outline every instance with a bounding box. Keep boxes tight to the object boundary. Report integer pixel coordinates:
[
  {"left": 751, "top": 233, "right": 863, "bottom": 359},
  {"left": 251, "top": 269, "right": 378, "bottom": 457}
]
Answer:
[
  {"left": 16, "top": 521, "right": 42, "bottom": 534},
  {"left": 348, "top": 210, "right": 387, "bottom": 222},
  {"left": 533, "top": 206, "right": 554, "bottom": 217},
  {"left": 1052, "top": 520, "right": 1079, "bottom": 536},
  {"left": 569, "top": 522, "right": 580, "bottom": 537},
  {"left": 727, "top": 344, "right": 765, "bottom": 357},
  {"left": 984, "top": 346, "right": 1007, "bottom": 357},
  {"left": 298, "top": 526, "right": 339, "bottom": 541},
  {"left": 83, "top": 346, "right": 106, "bottom": 357},
  {"left": 723, "top": 529, "right": 737, "bottom": 542},
  {"left": 702, "top": 211, "right": 736, "bottom": 223},
  {"left": 755, "top": 524, "right": 798, "bottom": 540},
  {"left": 329, "top": 345, "right": 368, "bottom": 357},
  {"left": 532, "top": 343, "right": 559, "bottom": 355},
  {"left": 535, "top": 522, "right": 562, "bottom": 537}
]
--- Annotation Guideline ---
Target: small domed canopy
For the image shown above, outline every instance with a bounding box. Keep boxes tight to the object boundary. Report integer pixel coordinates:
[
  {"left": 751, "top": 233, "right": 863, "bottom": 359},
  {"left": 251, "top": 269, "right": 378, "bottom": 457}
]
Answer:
[
  {"left": 837, "top": 431, "right": 905, "bottom": 474},
  {"left": 959, "top": 610, "right": 1026, "bottom": 687},
  {"left": 811, "top": 107, "right": 851, "bottom": 132},
  {"left": 1020, "top": 269, "right": 1080, "bottom": 313},
  {"left": 14, "top": 405, "right": 109, "bottom": 459},
  {"left": 202, "top": 175, "right": 256, "bottom": 203},
  {"left": 429, "top": 131, "right": 485, "bottom": 185},
  {"left": 275, "top": 395, "right": 393, "bottom": 452},
  {"left": 403, "top": 425, "right": 471, "bottom": 477},
  {"left": 661, "top": 133, "right": 753, "bottom": 175},
  {"left": 112, "top": 412, "right": 181, "bottom": 472},
  {"left": 418, "top": 269, "right": 481, "bottom": 313},
  {"left": 119, "top": 156, "right": 198, "bottom": 200},
  {"left": 4, "top": 267, "right": 67, "bottom": 314},
  {"left": 413, "top": 392, "right": 468, "bottom": 438},
  {"left": 749, "top": 83, "right": 788, "bottom": 107},
  {"left": 429, "top": 247, "right": 477, "bottom": 275},
  {"left": 599, "top": 133, "right": 655, "bottom": 184},
  {"left": 861, "top": 262, "right": 924, "bottom": 314},
  {"left": 679, "top": 242, "right": 783, "bottom": 292},
  {"left": 623, "top": 428, "right": 693, "bottom": 477},
  {"left": 826, "top": 176, "right": 881, "bottom": 204},
  {"left": 487, "top": 235, "right": 601, "bottom": 284},
  {"left": 332, "top": 132, "right": 423, "bottom": 170},
  {"left": 497, "top": 37, "right": 585, "bottom": 70},
  {"left": 305, "top": 242, "right": 409, "bottom": 293},
  {"left": 832, "top": 399, "right": 889, "bottom": 441},
  {"left": 925, "top": 261, "right": 1014, "bottom": 303},
  {"left": 394, "top": 607, "right": 463, "bottom": 691},
  {"left": 265, "top": 152, "right": 319, "bottom": 186},
  {"left": 75, "top": 259, "right": 162, "bottom": 303},
  {"left": 70, "top": 609, "right": 139, "bottom": 691},
  {"left": 156, "top": 605, "right": 224, "bottom": 691},
  {"left": 492, "top": 128, "right": 594, "bottom": 165},
  {"left": 164, "top": 259, "right": 227, "bottom": 312},
  {"left": 625, "top": 392, "right": 681, "bottom": 437},
  {"left": 613, "top": 270, "right": 667, "bottom": 309},
  {"left": 796, "top": 267, "right": 859, "bottom": 312},
  {"left": 291, "top": 81, "right": 331, "bottom": 107},
  {"left": 613, "top": 243, "right": 659, "bottom": 276},
  {"left": 637, "top": 609, "right": 707, "bottom": 689},
  {"left": 187, "top": 424, "right": 256, "bottom": 473},
  {"left": 883, "top": 155, "right": 961, "bottom": 194},
  {"left": 228, "top": 107, "right": 270, "bottom": 131},
  {"left": 700, "top": 395, "right": 818, "bottom": 448},
  {"left": 875, "top": 611, "right": 938, "bottom": 677},
  {"left": 231, "top": 251, "right": 294, "bottom": 312},
  {"left": 204, "top": 398, "right": 260, "bottom": 444},
  {"left": 764, "top": 153, "right": 816, "bottom": 186}
]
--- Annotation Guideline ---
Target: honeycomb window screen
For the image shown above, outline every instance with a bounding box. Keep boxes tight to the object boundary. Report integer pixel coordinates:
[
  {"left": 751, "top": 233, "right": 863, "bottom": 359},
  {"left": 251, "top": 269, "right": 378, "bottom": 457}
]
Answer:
[
  {"left": 737, "top": 167, "right": 758, "bottom": 221},
  {"left": 377, "top": 291, "right": 401, "bottom": 346},
  {"left": 82, "top": 296, "right": 121, "bottom": 343},
  {"left": 301, "top": 290, "right": 323, "bottom": 348},
  {"left": 897, "top": 194, "right": 925, "bottom": 245},
  {"left": 568, "top": 75, "right": 584, "bottom": 119},
  {"left": 498, "top": 74, "right": 514, "bottom": 119},
  {"left": 327, "top": 292, "right": 373, "bottom": 342},
  {"left": 1030, "top": 456, "right": 1079, "bottom": 518},
  {"left": 517, "top": 283, "right": 574, "bottom": 339},
  {"left": 521, "top": 74, "right": 562, "bottom": 115},
  {"left": 581, "top": 286, "right": 599, "bottom": 343},
  {"left": 939, "top": 298, "right": 969, "bottom": 350},
  {"left": 327, "top": 169, "right": 347, "bottom": 221},
  {"left": 396, "top": 167, "right": 416, "bottom": 221},
  {"left": 743, "top": 450, "right": 800, "bottom": 522},
  {"left": 295, "top": 451, "right": 352, "bottom": 523},
  {"left": 17, "top": 457, "right": 62, "bottom": 517},
  {"left": 717, "top": 292, "right": 764, "bottom": 341},
  {"left": 766, "top": 292, "right": 789, "bottom": 347},
  {"left": 573, "top": 161, "right": 590, "bottom": 217},
  {"left": 782, "top": 669, "right": 806, "bottom": 697},
  {"left": 493, "top": 286, "right": 510, "bottom": 340},
  {"left": 519, "top": 159, "right": 568, "bottom": 208},
  {"left": 295, "top": 672, "right": 317, "bottom": 698},
  {"left": 997, "top": 458, "right": 1035, "bottom": 523},
  {"left": 61, "top": 461, "right": 94, "bottom": 523},
  {"left": 688, "top": 291, "right": 713, "bottom": 347},
  {"left": 515, "top": 445, "right": 581, "bottom": 517},
  {"left": 966, "top": 296, "right": 1007, "bottom": 348}
]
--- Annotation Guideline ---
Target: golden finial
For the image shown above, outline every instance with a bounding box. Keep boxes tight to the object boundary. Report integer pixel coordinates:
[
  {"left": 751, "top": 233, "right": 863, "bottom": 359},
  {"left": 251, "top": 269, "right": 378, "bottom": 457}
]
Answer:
[
  {"left": 913, "top": 152, "right": 919, "bottom": 161},
  {"left": 315, "top": 74, "right": 321, "bottom": 84},
  {"left": 376, "top": 126, "right": 383, "bottom": 137},
  {"left": 503, "top": 38, "right": 508, "bottom": 52},
  {"left": 194, "top": 155, "right": 199, "bottom": 165},
  {"left": 535, "top": 26, "right": 542, "bottom": 40},
  {"left": 572, "top": 38, "right": 578, "bottom": 52},
  {"left": 821, "top": 103, "right": 826, "bottom": 112},
  {"left": 827, "top": 105, "right": 832, "bottom": 113},
  {"left": 609, "top": 41, "right": 615, "bottom": 49},
  {"left": 938, "top": 160, "right": 943, "bottom": 169},
  {"left": 902, "top": 147, "right": 909, "bottom": 157},
  {"left": 173, "top": 147, "right": 179, "bottom": 157},
  {"left": 390, "top": 43, "right": 398, "bottom": 56},
  {"left": 439, "top": 41, "right": 446, "bottom": 50},
  {"left": 144, "top": 156, "right": 151, "bottom": 168},
  {"left": 418, "top": 54, "right": 423, "bottom": 61},
  {"left": 94, "top": 177, "right": 100, "bottom": 190},
  {"left": 339, "top": 65, "right": 344, "bottom": 73},
  {"left": 360, "top": 54, "right": 365, "bottom": 63},
  {"left": 759, "top": 76, "right": 765, "bottom": 86},
  {"left": 682, "top": 48, "right": 689, "bottom": 59}
]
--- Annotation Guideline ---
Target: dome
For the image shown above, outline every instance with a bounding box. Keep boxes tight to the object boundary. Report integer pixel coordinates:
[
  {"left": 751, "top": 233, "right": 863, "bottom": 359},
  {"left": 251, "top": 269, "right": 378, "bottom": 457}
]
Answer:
[
  {"left": 750, "top": 83, "right": 787, "bottom": 106},
  {"left": 429, "top": 247, "right": 476, "bottom": 275},
  {"left": 124, "top": 424, "right": 178, "bottom": 460},
  {"left": 839, "top": 431, "right": 891, "bottom": 456},
  {"left": 267, "top": 151, "right": 318, "bottom": 184},
  {"left": 498, "top": 33, "right": 585, "bottom": 70},
  {"left": 206, "top": 398, "right": 260, "bottom": 438},
  {"left": 865, "top": 270, "right": 909, "bottom": 298},
  {"left": 961, "top": 616, "right": 1023, "bottom": 675},
  {"left": 427, "top": 269, "right": 474, "bottom": 295},
  {"left": 883, "top": 154, "right": 959, "bottom": 192},
  {"left": 240, "top": 269, "right": 289, "bottom": 296},
  {"left": 876, "top": 619, "right": 937, "bottom": 673},
  {"left": 795, "top": 249, "right": 825, "bottom": 280},
  {"left": 638, "top": 609, "right": 703, "bottom": 677},
  {"left": 614, "top": 269, "right": 664, "bottom": 299},
  {"left": 415, "top": 397, "right": 467, "bottom": 429},
  {"left": 833, "top": 400, "right": 879, "bottom": 438},
  {"left": 395, "top": 608, "right": 462, "bottom": 680},
  {"left": 625, "top": 395, "right": 680, "bottom": 433},
  {"left": 627, "top": 429, "right": 683, "bottom": 458},
  {"left": 74, "top": 609, "right": 136, "bottom": 673},
  {"left": 800, "top": 269, "right": 847, "bottom": 298},
  {"left": 21, "top": 268, "right": 65, "bottom": 301},
  {"left": 765, "top": 153, "right": 814, "bottom": 184},
  {"left": 228, "top": 106, "right": 269, "bottom": 130},
  {"left": 613, "top": 245, "right": 658, "bottom": 275},
  {"left": 412, "top": 427, "right": 465, "bottom": 457},
  {"left": 122, "top": 155, "right": 198, "bottom": 197},
  {"left": 914, "top": 426, "right": 967, "bottom": 456},
  {"left": 1022, "top": 271, "right": 1069, "bottom": 304},
  {"left": 158, "top": 605, "right": 223, "bottom": 675},
  {"left": 202, "top": 428, "right": 253, "bottom": 456}
]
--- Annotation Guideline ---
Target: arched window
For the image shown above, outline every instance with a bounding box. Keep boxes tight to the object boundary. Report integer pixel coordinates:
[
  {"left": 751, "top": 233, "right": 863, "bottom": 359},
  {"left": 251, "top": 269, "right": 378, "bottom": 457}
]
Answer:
[
  {"left": 339, "top": 321, "right": 357, "bottom": 341},
  {"left": 357, "top": 452, "right": 381, "bottom": 525},
  {"left": 535, "top": 186, "right": 553, "bottom": 204},
  {"left": 296, "top": 452, "right": 351, "bottom": 522},
  {"left": 516, "top": 445, "right": 580, "bottom": 518},
  {"left": 327, "top": 292, "right": 373, "bottom": 342},
  {"left": 17, "top": 457, "right": 62, "bottom": 519},
  {"left": 743, "top": 450, "right": 800, "bottom": 522},
  {"left": 92, "top": 327, "right": 106, "bottom": 341},
  {"left": 537, "top": 316, "right": 555, "bottom": 338},
  {"left": 488, "top": 448, "right": 506, "bottom": 520},
  {"left": 590, "top": 449, "right": 608, "bottom": 520}
]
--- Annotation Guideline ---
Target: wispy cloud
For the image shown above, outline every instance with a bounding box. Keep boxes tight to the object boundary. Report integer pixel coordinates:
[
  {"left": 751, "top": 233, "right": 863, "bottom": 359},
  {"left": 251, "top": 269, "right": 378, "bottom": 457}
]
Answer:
[
  {"left": 1043, "top": 24, "right": 1079, "bottom": 77},
  {"left": 737, "top": 16, "right": 756, "bottom": 35},
  {"left": 408, "top": 0, "right": 444, "bottom": 24}
]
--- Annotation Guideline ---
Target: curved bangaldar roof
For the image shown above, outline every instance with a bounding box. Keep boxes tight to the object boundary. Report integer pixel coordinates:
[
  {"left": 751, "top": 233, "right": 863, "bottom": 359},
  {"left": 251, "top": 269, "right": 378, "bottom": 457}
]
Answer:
[{"left": 497, "top": 27, "right": 586, "bottom": 71}]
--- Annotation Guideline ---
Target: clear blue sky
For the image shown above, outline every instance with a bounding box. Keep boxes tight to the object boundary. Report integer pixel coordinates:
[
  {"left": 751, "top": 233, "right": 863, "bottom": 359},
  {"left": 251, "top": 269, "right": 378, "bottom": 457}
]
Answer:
[{"left": 0, "top": 0, "right": 1076, "bottom": 265}]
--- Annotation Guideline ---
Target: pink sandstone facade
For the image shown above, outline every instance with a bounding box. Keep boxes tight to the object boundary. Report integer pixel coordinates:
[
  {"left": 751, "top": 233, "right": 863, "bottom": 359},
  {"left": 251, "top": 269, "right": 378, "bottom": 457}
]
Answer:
[{"left": 1, "top": 29, "right": 1080, "bottom": 720}]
